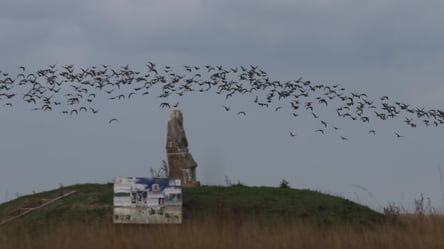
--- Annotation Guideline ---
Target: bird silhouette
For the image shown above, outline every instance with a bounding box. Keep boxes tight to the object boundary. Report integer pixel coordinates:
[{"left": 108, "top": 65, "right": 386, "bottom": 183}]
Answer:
[
  {"left": 321, "top": 121, "right": 327, "bottom": 128},
  {"left": 0, "top": 62, "right": 441, "bottom": 142},
  {"left": 394, "top": 132, "right": 404, "bottom": 138},
  {"left": 109, "top": 118, "right": 118, "bottom": 124},
  {"left": 160, "top": 102, "right": 170, "bottom": 108},
  {"left": 90, "top": 107, "right": 99, "bottom": 114},
  {"left": 315, "top": 129, "right": 325, "bottom": 134}
]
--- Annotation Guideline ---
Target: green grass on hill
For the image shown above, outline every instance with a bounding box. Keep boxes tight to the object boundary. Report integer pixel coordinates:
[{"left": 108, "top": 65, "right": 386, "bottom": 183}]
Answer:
[
  {"left": 0, "top": 183, "right": 383, "bottom": 230},
  {"left": 183, "top": 185, "right": 383, "bottom": 224},
  {"left": 0, "top": 184, "right": 112, "bottom": 230}
]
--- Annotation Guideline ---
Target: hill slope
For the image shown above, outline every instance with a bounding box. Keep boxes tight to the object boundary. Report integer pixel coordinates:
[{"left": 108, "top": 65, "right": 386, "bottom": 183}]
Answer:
[{"left": 0, "top": 183, "right": 383, "bottom": 229}]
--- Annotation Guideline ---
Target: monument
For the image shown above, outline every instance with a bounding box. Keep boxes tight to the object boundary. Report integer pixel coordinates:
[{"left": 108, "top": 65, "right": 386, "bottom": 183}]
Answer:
[{"left": 166, "top": 110, "right": 199, "bottom": 187}]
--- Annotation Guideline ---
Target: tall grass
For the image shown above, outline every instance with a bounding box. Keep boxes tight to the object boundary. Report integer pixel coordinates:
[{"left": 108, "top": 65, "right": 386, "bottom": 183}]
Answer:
[{"left": 2, "top": 215, "right": 444, "bottom": 249}]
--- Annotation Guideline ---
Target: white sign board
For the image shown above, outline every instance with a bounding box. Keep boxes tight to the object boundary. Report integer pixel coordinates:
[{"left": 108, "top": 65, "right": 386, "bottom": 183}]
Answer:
[{"left": 113, "top": 177, "right": 182, "bottom": 224}]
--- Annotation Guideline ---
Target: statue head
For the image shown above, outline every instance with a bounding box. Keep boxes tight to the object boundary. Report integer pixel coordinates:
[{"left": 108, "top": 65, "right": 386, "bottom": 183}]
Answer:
[
  {"left": 168, "top": 109, "right": 188, "bottom": 148},
  {"left": 170, "top": 109, "right": 183, "bottom": 124}
]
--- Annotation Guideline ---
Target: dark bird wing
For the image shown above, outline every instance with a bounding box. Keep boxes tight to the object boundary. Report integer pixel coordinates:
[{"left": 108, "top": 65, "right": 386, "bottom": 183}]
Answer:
[{"left": 160, "top": 102, "right": 170, "bottom": 108}]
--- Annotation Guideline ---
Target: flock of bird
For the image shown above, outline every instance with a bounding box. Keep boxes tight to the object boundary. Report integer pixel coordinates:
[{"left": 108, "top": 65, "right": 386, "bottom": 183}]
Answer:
[{"left": 0, "top": 63, "right": 443, "bottom": 140}]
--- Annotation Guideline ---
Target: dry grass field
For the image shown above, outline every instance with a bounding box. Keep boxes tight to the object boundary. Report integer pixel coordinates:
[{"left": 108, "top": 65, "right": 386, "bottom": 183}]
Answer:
[
  {"left": 1, "top": 184, "right": 443, "bottom": 248},
  {"left": 1, "top": 215, "right": 444, "bottom": 249}
]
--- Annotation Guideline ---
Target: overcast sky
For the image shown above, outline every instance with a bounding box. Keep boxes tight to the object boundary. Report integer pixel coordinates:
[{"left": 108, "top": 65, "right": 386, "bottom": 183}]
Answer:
[{"left": 1, "top": 0, "right": 444, "bottom": 212}]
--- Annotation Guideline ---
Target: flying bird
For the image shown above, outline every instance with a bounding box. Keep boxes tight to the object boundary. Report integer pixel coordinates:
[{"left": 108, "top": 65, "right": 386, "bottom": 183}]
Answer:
[
  {"left": 0, "top": 62, "right": 440, "bottom": 143},
  {"left": 90, "top": 107, "right": 99, "bottom": 114},
  {"left": 321, "top": 120, "right": 327, "bottom": 128},
  {"left": 160, "top": 102, "right": 170, "bottom": 108},
  {"left": 394, "top": 132, "right": 404, "bottom": 138},
  {"left": 109, "top": 118, "right": 119, "bottom": 124}
]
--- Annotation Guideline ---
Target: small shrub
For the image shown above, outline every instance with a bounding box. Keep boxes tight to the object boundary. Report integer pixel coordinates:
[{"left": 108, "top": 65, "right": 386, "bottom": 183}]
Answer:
[
  {"left": 279, "top": 179, "right": 290, "bottom": 189},
  {"left": 224, "top": 176, "right": 245, "bottom": 187},
  {"left": 384, "top": 202, "right": 401, "bottom": 222},
  {"left": 149, "top": 160, "right": 169, "bottom": 178},
  {"left": 414, "top": 193, "right": 436, "bottom": 216}
]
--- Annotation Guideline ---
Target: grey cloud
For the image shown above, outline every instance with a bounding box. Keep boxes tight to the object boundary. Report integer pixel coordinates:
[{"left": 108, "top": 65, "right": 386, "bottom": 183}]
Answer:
[{"left": 1, "top": 0, "right": 444, "bottom": 210}]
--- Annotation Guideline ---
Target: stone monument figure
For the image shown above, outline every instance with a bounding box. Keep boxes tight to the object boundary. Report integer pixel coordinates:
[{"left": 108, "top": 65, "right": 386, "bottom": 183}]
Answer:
[{"left": 166, "top": 110, "right": 199, "bottom": 187}]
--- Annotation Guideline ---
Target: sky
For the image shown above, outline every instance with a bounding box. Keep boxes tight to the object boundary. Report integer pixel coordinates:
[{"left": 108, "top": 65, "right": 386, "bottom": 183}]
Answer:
[{"left": 1, "top": 0, "right": 444, "bottom": 212}]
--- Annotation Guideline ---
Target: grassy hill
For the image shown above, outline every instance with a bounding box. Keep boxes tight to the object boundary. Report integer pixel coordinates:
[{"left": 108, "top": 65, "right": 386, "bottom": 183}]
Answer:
[
  {"left": 4, "top": 184, "right": 444, "bottom": 249},
  {"left": 0, "top": 183, "right": 383, "bottom": 230}
]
